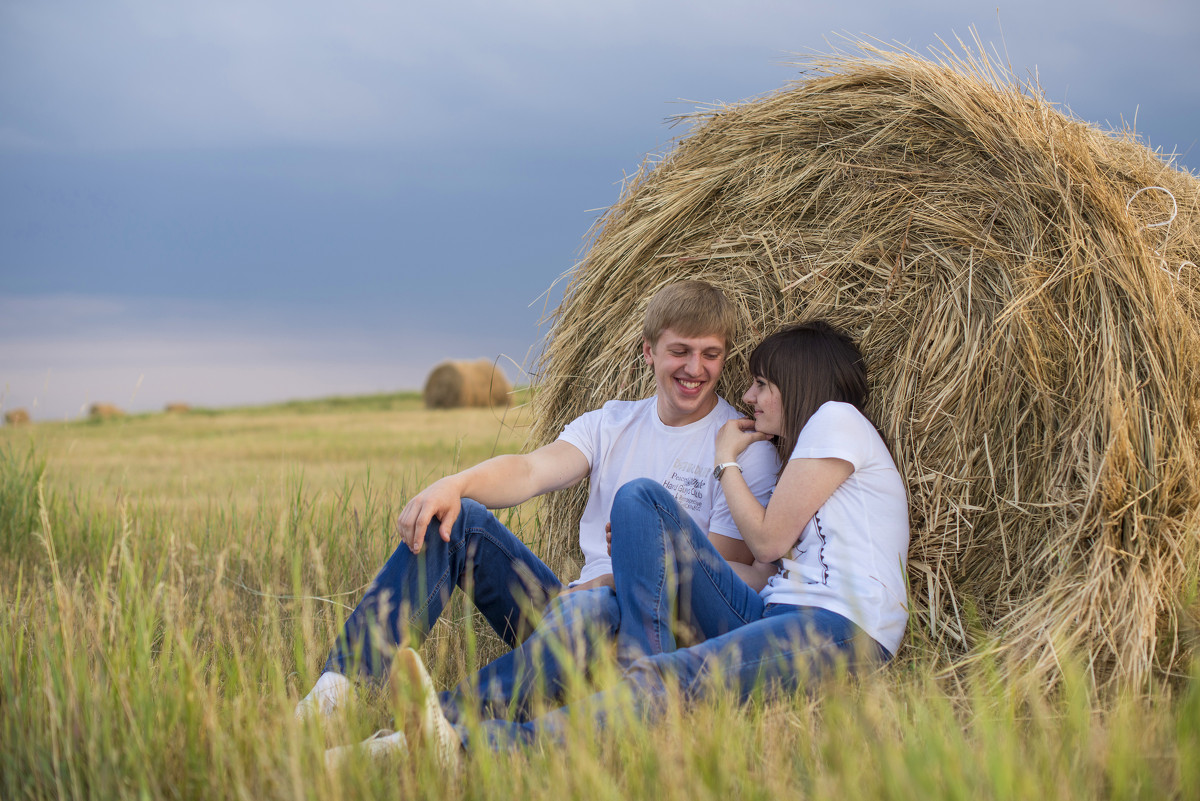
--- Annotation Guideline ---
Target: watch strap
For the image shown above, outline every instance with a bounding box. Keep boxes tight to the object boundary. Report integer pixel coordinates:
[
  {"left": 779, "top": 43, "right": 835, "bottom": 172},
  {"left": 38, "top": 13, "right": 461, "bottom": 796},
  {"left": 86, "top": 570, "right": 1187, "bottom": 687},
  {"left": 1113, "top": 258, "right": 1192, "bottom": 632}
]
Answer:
[{"left": 714, "top": 462, "right": 741, "bottom": 480}]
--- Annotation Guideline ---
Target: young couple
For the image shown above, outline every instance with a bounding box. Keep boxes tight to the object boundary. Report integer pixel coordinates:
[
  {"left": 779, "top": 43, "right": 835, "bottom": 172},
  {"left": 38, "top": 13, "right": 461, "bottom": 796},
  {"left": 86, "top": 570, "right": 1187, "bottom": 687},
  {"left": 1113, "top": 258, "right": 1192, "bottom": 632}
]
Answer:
[{"left": 297, "top": 280, "right": 910, "bottom": 765}]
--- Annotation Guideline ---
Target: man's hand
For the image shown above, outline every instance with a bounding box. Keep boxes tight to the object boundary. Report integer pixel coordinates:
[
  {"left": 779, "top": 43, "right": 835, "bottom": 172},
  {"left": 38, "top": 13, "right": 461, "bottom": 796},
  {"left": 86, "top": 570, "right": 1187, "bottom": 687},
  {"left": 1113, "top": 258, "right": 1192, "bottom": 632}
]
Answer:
[
  {"left": 396, "top": 476, "right": 464, "bottom": 554},
  {"left": 560, "top": 573, "right": 615, "bottom": 595},
  {"left": 605, "top": 522, "right": 612, "bottom": 555}
]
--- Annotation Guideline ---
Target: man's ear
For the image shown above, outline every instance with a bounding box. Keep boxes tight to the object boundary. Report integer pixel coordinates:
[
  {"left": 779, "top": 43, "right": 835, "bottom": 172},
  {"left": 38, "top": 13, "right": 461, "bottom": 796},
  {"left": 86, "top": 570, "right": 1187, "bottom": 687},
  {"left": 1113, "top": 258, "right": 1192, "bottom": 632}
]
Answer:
[{"left": 642, "top": 339, "right": 653, "bottom": 365}]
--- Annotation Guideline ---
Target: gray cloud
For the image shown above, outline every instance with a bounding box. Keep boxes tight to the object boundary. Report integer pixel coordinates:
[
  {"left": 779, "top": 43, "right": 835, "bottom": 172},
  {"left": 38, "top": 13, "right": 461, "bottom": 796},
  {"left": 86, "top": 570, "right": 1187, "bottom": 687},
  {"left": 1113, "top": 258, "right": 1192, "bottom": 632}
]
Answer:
[
  {"left": 1, "top": 0, "right": 1196, "bottom": 418},
  {"left": 7, "top": 1, "right": 1191, "bottom": 152}
]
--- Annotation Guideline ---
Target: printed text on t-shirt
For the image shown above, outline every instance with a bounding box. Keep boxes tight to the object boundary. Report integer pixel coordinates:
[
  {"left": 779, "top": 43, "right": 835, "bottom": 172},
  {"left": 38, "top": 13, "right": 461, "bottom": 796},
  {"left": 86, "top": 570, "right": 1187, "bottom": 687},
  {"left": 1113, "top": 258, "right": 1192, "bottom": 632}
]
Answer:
[{"left": 662, "top": 457, "right": 707, "bottom": 512}]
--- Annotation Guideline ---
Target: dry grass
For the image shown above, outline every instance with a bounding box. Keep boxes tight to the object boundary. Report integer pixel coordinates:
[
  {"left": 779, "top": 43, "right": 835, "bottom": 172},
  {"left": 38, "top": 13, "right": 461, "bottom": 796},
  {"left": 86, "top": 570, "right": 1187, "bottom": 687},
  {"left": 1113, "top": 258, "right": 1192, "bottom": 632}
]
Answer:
[
  {"left": 3, "top": 392, "right": 534, "bottom": 518},
  {"left": 531, "top": 40, "right": 1200, "bottom": 689},
  {"left": 2, "top": 389, "right": 1197, "bottom": 799}
]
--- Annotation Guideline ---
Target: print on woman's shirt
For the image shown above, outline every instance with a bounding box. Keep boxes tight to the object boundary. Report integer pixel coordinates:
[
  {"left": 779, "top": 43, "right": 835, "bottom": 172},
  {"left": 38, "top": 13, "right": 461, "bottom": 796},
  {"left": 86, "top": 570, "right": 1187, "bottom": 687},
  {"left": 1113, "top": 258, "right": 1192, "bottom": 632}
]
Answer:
[
  {"left": 779, "top": 513, "right": 830, "bottom": 585},
  {"left": 661, "top": 456, "right": 707, "bottom": 513}
]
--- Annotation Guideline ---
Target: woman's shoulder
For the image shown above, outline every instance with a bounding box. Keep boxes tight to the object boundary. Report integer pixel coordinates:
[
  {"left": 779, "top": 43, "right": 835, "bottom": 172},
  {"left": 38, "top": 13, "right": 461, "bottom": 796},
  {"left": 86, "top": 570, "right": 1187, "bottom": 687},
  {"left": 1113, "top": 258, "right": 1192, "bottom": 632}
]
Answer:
[
  {"left": 809, "top": 401, "right": 874, "bottom": 431},
  {"left": 793, "top": 402, "right": 888, "bottom": 464}
]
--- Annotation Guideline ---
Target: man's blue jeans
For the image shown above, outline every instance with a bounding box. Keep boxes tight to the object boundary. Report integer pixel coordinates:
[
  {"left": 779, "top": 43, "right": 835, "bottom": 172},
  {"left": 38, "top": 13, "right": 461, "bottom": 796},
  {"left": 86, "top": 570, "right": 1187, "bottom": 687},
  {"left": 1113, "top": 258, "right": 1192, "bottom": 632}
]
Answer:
[
  {"left": 439, "top": 586, "right": 620, "bottom": 725},
  {"left": 324, "top": 499, "right": 620, "bottom": 722}
]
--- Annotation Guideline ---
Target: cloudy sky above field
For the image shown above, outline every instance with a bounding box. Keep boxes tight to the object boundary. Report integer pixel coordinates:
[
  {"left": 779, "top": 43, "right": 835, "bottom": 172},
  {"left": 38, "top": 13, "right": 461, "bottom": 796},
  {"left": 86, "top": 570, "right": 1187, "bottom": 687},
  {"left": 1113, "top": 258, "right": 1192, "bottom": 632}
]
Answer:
[{"left": 2, "top": 0, "right": 1197, "bottom": 421}]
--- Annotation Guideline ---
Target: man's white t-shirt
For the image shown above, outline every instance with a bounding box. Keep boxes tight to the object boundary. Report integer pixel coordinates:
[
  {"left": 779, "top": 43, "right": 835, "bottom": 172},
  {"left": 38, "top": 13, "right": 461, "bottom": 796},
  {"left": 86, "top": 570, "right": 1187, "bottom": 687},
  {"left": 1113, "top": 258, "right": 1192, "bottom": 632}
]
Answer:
[
  {"left": 558, "top": 396, "right": 778, "bottom": 585},
  {"left": 759, "top": 401, "right": 910, "bottom": 655}
]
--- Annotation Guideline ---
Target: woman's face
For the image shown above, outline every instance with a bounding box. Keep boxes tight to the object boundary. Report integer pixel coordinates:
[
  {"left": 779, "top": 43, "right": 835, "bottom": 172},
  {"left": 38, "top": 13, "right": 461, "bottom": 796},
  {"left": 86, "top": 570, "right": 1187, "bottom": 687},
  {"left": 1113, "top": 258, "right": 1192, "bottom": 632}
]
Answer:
[{"left": 742, "top": 375, "right": 783, "bottom": 436}]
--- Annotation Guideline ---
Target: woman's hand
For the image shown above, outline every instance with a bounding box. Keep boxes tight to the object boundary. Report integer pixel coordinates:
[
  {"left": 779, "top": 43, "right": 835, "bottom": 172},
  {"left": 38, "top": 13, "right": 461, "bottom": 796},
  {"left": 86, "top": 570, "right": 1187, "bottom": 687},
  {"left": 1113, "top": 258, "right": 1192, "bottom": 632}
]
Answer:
[{"left": 715, "top": 418, "right": 771, "bottom": 465}]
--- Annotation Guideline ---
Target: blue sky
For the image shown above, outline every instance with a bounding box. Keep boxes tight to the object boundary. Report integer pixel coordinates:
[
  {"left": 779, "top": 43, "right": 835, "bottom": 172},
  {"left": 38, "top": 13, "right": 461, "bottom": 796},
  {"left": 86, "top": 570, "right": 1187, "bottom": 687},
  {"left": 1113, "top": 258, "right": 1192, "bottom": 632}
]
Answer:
[{"left": 2, "top": 0, "right": 1197, "bottom": 421}]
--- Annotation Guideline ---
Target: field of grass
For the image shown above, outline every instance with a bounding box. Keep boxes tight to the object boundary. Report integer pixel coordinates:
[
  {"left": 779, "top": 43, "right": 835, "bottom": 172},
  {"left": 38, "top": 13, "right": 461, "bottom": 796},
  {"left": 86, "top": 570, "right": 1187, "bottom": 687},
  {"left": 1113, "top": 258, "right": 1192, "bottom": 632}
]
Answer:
[{"left": 1, "top": 392, "right": 1197, "bottom": 800}]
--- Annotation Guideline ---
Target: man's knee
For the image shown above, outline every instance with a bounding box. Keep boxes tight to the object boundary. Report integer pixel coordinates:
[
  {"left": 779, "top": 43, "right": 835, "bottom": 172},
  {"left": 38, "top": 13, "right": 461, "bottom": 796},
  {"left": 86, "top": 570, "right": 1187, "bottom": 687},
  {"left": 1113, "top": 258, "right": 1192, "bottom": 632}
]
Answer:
[{"left": 443, "top": 498, "right": 493, "bottom": 542}]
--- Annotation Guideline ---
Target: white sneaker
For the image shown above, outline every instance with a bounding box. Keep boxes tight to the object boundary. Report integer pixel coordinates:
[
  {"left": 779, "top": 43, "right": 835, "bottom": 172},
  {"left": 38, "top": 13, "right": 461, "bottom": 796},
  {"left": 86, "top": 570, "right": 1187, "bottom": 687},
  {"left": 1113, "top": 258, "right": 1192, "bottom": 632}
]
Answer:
[
  {"left": 324, "top": 729, "right": 409, "bottom": 770},
  {"left": 393, "top": 647, "right": 462, "bottom": 769},
  {"left": 295, "top": 671, "right": 352, "bottom": 724}
]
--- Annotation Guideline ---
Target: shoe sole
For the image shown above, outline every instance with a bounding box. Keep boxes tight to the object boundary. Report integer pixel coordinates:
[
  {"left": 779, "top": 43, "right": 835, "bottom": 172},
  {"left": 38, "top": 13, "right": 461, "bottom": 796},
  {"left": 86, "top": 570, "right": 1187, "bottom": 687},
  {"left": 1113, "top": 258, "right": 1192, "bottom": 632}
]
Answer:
[{"left": 392, "top": 647, "right": 460, "bottom": 769}]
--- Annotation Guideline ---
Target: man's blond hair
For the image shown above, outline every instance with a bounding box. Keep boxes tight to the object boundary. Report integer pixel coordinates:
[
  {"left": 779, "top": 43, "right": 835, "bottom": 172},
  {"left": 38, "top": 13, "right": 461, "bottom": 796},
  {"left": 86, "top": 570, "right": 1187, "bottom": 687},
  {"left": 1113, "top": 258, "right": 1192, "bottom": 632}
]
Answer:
[{"left": 642, "top": 280, "right": 738, "bottom": 351}]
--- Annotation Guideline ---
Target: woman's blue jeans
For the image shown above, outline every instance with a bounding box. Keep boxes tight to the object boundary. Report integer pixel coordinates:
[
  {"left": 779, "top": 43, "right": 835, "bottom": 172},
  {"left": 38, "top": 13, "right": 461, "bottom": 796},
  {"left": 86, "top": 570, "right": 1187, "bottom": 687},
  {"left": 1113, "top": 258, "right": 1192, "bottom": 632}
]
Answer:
[
  {"left": 461, "top": 479, "right": 890, "bottom": 749},
  {"left": 610, "top": 478, "right": 766, "bottom": 659},
  {"left": 467, "top": 602, "right": 888, "bottom": 749}
]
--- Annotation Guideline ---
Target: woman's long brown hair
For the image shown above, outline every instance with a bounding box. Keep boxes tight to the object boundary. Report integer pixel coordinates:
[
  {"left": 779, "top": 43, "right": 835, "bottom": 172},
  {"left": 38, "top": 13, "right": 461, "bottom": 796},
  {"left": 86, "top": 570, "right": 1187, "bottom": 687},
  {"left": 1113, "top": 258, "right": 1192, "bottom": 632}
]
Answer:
[{"left": 747, "top": 321, "right": 870, "bottom": 473}]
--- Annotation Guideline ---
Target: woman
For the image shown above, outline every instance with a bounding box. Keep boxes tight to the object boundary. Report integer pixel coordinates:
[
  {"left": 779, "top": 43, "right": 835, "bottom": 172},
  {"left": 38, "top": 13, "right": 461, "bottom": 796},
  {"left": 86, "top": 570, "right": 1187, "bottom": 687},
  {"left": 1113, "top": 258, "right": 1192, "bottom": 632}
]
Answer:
[
  {"left": 332, "top": 320, "right": 909, "bottom": 760},
  {"left": 609, "top": 319, "right": 910, "bottom": 673}
]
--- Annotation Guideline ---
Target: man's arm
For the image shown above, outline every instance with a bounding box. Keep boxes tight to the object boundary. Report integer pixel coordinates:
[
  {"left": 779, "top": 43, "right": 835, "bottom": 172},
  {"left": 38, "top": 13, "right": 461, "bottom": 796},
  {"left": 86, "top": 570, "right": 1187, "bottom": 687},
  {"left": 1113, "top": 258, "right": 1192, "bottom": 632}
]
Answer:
[{"left": 396, "top": 440, "right": 590, "bottom": 553}]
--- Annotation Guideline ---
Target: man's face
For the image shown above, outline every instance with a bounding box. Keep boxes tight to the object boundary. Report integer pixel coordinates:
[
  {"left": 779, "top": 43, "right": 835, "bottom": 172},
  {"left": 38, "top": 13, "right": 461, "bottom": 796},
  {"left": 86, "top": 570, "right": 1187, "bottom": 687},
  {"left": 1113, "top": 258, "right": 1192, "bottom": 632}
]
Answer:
[{"left": 643, "top": 328, "right": 726, "bottom": 426}]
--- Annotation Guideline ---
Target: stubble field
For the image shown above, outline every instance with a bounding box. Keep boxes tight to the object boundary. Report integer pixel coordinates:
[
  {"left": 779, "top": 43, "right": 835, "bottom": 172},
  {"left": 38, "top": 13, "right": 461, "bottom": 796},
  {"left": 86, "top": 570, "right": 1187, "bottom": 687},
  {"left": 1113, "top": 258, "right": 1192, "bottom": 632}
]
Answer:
[{"left": 1, "top": 393, "right": 1197, "bottom": 800}]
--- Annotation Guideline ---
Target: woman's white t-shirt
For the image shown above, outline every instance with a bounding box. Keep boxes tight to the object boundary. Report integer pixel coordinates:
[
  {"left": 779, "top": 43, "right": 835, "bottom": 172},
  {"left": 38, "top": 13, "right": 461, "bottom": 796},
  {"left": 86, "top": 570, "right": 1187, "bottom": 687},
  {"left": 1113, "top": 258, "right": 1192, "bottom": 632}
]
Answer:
[{"left": 760, "top": 401, "right": 910, "bottom": 655}]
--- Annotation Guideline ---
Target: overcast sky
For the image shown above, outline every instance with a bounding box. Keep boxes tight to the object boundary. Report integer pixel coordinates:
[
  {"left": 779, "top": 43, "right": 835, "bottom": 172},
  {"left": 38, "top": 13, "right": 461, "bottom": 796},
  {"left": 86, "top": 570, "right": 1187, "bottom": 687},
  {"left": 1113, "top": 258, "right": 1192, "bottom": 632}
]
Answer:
[{"left": 2, "top": 0, "right": 1197, "bottom": 421}]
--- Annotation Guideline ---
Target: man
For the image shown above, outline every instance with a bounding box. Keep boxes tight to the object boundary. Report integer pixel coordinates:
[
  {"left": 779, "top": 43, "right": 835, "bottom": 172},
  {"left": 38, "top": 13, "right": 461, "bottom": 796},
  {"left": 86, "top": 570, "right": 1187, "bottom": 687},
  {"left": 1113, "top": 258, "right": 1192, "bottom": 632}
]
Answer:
[{"left": 297, "top": 280, "right": 777, "bottom": 736}]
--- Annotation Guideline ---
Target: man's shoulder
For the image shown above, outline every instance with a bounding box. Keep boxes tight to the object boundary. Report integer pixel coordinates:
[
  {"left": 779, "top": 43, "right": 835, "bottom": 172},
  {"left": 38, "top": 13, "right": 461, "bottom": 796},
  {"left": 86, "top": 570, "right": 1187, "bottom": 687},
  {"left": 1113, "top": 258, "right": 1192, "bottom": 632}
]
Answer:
[
  {"left": 560, "top": 397, "right": 655, "bottom": 439},
  {"left": 579, "top": 396, "right": 657, "bottom": 423}
]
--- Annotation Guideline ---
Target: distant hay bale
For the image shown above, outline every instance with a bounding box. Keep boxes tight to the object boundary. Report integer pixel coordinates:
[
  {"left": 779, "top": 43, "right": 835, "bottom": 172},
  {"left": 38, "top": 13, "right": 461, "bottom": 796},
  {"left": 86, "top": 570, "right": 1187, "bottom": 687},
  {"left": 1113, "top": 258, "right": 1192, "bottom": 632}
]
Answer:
[
  {"left": 4, "top": 409, "right": 31, "bottom": 426},
  {"left": 165, "top": 402, "right": 190, "bottom": 414},
  {"left": 531, "top": 43, "right": 1200, "bottom": 688},
  {"left": 88, "top": 403, "right": 124, "bottom": 421},
  {"left": 423, "top": 360, "right": 512, "bottom": 409}
]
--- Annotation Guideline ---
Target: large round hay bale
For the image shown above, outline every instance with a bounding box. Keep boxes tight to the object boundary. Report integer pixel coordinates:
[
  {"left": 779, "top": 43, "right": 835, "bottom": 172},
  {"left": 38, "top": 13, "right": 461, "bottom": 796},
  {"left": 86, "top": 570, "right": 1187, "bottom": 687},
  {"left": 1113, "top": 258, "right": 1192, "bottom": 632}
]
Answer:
[
  {"left": 531, "top": 44, "right": 1200, "bottom": 687},
  {"left": 423, "top": 360, "right": 512, "bottom": 409},
  {"left": 4, "top": 408, "right": 31, "bottom": 426}
]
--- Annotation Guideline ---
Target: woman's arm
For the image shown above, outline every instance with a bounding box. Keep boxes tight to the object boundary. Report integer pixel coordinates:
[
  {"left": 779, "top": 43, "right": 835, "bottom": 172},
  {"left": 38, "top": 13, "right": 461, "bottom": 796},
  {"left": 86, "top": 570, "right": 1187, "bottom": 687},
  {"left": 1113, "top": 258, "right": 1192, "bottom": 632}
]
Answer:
[
  {"left": 715, "top": 419, "right": 852, "bottom": 563},
  {"left": 709, "top": 532, "right": 773, "bottom": 590},
  {"left": 728, "top": 559, "right": 779, "bottom": 592}
]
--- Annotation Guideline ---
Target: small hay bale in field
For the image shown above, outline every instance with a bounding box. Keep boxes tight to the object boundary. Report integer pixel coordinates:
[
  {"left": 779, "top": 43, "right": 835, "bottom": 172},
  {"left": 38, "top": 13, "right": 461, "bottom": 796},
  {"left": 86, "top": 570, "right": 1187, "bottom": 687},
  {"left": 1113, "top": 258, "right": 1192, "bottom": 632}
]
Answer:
[
  {"left": 531, "top": 43, "right": 1200, "bottom": 688},
  {"left": 88, "top": 403, "right": 124, "bottom": 421},
  {"left": 3, "top": 408, "right": 31, "bottom": 426},
  {"left": 423, "top": 360, "right": 512, "bottom": 409},
  {"left": 164, "top": 402, "right": 190, "bottom": 414}
]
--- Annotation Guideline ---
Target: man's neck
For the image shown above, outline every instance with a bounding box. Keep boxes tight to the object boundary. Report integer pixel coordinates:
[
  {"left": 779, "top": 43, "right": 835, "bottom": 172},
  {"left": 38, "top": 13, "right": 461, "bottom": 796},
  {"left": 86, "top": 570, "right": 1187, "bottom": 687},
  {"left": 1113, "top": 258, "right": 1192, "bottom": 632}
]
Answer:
[{"left": 655, "top": 395, "right": 719, "bottom": 427}]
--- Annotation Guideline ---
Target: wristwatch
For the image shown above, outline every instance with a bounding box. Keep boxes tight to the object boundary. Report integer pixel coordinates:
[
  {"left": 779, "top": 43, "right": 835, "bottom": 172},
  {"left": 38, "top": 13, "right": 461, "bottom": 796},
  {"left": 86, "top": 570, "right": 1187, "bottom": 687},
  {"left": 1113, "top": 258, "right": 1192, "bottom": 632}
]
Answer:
[{"left": 713, "top": 462, "right": 741, "bottom": 480}]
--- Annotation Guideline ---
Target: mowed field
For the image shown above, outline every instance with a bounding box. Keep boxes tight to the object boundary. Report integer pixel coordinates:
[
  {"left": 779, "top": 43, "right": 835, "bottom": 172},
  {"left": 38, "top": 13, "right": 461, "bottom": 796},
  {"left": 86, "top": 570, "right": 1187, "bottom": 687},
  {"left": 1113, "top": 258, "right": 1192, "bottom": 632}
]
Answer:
[{"left": 1, "top": 393, "right": 1197, "bottom": 800}]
